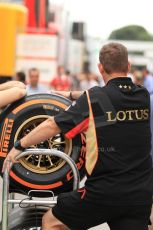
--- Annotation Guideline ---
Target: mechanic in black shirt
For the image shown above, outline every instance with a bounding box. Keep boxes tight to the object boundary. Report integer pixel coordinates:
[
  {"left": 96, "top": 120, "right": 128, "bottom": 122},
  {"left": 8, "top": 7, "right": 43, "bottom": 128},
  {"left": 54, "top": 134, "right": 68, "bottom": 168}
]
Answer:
[{"left": 3, "top": 43, "right": 153, "bottom": 230}]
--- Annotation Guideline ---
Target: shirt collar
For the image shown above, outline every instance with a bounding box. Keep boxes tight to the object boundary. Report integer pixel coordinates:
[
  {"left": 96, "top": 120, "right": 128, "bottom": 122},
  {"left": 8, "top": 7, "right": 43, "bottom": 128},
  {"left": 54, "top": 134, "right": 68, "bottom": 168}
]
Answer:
[{"left": 107, "top": 77, "right": 133, "bottom": 85}]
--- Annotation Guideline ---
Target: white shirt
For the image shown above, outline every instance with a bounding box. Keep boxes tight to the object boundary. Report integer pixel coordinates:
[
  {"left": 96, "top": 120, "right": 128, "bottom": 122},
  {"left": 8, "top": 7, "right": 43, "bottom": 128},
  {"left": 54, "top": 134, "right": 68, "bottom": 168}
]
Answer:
[{"left": 26, "top": 84, "right": 48, "bottom": 95}]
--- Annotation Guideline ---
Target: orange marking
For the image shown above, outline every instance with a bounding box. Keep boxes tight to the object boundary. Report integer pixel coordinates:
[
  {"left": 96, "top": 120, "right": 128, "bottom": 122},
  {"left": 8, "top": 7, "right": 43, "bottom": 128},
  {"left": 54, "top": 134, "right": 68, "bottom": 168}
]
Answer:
[
  {"left": 12, "top": 99, "right": 67, "bottom": 114},
  {"left": 78, "top": 188, "right": 86, "bottom": 199},
  {"left": 80, "top": 146, "right": 86, "bottom": 158},
  {"left": 0, "top": 119, "right": 8, "bottom": 148},
  {"left": 81, "top": 133, "right": 86, "bottom": 144},
  {"left": 0, "top": 118, "right": 8, "bottom": 157},
  {"left": 10, "top": 171, "right": 63, "bottom": 189}
]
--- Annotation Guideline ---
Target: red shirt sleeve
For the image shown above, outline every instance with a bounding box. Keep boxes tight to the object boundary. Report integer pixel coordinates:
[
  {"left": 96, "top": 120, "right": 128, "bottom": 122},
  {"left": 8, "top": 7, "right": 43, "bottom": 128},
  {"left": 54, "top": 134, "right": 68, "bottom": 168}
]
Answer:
[{"left": 54, "top": 93, "right": 89, "bottom": 139}]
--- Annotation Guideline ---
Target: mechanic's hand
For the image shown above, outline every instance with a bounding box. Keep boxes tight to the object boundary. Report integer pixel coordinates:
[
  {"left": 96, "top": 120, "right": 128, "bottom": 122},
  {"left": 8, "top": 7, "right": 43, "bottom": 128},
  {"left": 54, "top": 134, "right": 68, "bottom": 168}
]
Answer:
[
  {"left": 52, "top": 91, "right": 70, "bottom": 99},
  {"left": 12, "top": 81, "right": 26, "bottom": 89},
  {"left": 2, "top": 148, "right": 21, "bottom": 173},
  {"left": 6, "top": 81, "right": 26, "bottom": 90}
]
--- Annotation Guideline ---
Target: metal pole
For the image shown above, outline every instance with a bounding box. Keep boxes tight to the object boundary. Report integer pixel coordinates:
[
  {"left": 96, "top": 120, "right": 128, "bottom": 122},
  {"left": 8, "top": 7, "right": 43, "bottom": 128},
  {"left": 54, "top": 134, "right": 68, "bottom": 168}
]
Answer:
[
  {"left": 9, "top": 193, "right": 15, "bottom": 209},
  {"left": 8, "top": 199, "right": 57, "bottom": 206},
  {"left": 2, "top": 163, "right": 11, "bottom": 230}
]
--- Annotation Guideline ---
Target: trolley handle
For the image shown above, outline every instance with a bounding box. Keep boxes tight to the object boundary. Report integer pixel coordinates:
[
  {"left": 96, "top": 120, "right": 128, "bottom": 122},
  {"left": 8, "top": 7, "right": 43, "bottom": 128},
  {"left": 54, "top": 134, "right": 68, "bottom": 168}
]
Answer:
[
  {"left": 2, "top": 149, "right": 80, "bottom": 230},
  {"left": 28, "top": 190, "right": 55, "bottom": 200}
]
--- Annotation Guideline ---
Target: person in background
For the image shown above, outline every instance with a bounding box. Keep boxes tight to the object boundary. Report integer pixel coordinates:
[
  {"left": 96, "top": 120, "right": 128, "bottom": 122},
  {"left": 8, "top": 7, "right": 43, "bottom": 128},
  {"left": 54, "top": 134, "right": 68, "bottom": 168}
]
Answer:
[
  {"left": 65, "top": 70, "right": 72, "bottom": 89},
  {"left": 26, "top": 68, "right": 48, "bottom": 95},
  {"left": 50, "top": 66, "right": 72, "bottom": 91},
  {"left": 89, "top": 73, "right": 100, "bottom": 88},
  {"left": 71, "top": 74, "right": 80, "bottom": 90},
  {"left": 79, "top": 72, "right": 99, "bottom": 90},
  {"left": 15, "top": 71, "right": 26, "bottom": 84},
  {"left": 0, "top": 81, "right": 26, "bottom": 108},
  {"left": 143, "top": 68, "right": 153, "bottom": 94},
  {"left": 133, "top": 70, "right": 144, "bottom": 86}
]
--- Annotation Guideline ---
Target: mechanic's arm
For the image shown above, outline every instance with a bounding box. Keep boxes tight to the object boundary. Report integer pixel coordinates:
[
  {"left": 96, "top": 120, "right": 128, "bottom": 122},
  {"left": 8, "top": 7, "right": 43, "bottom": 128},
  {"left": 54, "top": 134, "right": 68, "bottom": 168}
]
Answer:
[
  {"left": 52, "top": 91, "right": 84, "bottom": 100},
  {"left": 0, "top": 81, "right": 25, "bottom": 91},
  {"left": 0, "top": 81, "right": 26, "bottom": 108},
  {"left": 21, "top": 117, "right": 61, "bottom": 148},
  {"left": 2, "top": 117, "right": 61, "bottom": 172},
  {"left": 0, "top": 87, "right": 26, "bottom": 108}
]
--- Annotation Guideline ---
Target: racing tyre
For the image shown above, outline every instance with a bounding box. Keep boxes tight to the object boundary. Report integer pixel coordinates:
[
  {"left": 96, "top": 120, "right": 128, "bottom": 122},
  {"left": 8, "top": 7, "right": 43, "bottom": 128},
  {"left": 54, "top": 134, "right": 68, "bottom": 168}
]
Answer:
[{"left": 0, "top": 94, "right": 86, "bottom": 196}]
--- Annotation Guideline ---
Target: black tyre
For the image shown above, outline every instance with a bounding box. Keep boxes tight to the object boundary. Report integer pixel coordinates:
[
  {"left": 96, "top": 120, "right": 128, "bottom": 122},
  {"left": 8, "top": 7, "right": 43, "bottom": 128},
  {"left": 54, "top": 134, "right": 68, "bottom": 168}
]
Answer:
[{"left": 0, "top": 94, "right": 86, "bottom": 196}]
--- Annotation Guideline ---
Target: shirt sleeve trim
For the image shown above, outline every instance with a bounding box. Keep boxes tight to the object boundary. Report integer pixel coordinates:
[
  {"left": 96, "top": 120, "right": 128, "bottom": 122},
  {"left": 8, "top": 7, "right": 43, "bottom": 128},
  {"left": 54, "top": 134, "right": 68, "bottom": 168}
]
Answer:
[{"left": 65, "top": 117, "right": 89, "bottom": 139}]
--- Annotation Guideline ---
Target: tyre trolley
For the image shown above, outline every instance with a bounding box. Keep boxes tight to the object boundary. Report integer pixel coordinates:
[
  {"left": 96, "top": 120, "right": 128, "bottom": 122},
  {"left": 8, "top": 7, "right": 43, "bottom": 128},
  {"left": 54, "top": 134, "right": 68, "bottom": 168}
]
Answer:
[{"left": 1, "top": 149, "right": 80, "bottom": 230}]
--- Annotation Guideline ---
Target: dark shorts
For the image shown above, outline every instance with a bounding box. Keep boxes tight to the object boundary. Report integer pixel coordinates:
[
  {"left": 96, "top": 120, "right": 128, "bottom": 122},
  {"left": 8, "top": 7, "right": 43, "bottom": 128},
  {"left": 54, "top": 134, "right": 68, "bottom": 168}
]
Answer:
[{"left": 52, "top": 190, "right": 152, "bottom": 230}]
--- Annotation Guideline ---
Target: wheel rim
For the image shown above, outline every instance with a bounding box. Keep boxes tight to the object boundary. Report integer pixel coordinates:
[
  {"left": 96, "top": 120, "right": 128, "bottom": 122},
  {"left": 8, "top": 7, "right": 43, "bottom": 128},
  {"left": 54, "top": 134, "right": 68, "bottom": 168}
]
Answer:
[{"left": 14, "top": 115, "right": 72, "bottom": 174}]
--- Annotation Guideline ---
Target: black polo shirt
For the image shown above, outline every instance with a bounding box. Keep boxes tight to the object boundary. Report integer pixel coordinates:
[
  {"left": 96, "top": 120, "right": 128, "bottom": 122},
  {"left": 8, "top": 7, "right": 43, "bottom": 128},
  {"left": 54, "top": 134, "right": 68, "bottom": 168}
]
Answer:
[{"left": 54, "top": 77, "right": 153, "bottom": 205}]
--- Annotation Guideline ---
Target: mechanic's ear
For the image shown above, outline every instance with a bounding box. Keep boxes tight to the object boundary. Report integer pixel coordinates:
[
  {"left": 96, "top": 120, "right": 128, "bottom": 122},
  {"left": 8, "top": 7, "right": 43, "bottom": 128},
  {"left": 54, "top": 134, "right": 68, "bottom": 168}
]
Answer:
[
  {"left": 128, "top": 61, "right": 131, "bottom": 73},
  {"left": 98, "top": 63, "right": 105, "bottom": 75}
]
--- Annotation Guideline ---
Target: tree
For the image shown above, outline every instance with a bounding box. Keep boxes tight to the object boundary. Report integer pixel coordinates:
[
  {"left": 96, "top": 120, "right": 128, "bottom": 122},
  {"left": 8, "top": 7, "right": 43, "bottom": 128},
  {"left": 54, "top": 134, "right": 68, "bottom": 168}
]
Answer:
[{"left": 108, "top": 25, "right": 153, "bottom": 41}]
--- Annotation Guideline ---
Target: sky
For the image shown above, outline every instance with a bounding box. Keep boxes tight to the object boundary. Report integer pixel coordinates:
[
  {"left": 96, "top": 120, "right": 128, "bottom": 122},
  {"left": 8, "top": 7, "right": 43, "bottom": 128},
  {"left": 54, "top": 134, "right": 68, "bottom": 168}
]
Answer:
[{"left": 52, "top": 0, "right": 153, "bottom": 39}]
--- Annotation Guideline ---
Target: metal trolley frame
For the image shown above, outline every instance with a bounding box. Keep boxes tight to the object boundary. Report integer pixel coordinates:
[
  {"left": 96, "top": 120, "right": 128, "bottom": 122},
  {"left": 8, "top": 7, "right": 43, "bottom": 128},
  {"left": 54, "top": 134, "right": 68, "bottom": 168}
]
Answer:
[{"left": 2, "top": 149, "right": 80, "bottom": 230}]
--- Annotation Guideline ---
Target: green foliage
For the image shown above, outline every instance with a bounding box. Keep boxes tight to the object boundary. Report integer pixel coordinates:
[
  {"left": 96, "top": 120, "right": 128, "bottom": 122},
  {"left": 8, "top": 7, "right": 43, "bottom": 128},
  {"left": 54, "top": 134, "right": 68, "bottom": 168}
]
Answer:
[{"left": 109, "top": 25, "right": 153, "bottom": 41}]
